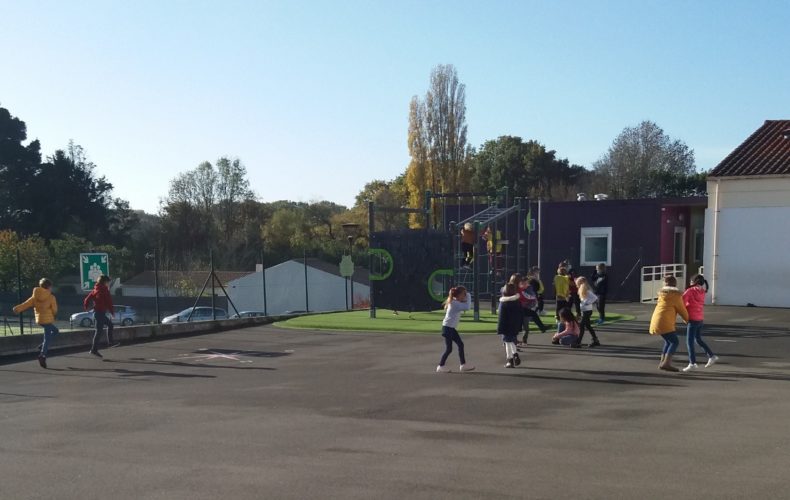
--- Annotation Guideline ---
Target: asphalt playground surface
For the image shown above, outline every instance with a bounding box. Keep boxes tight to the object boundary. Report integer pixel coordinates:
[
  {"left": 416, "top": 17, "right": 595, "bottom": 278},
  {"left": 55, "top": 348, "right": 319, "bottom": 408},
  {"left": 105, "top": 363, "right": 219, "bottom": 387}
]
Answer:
[{"left": 1, "top": 304, "right": 790, "bottom": 500}]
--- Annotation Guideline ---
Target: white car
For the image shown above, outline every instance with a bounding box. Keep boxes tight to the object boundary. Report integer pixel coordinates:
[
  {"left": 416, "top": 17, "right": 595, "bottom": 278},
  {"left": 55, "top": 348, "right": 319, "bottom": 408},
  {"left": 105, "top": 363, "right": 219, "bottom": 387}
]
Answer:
[
  {"left": 70, "top": 306, "right": 138, "bottom": 328},
  {"left": 162, "top": 307, "right": 228, "bottom": 324}
]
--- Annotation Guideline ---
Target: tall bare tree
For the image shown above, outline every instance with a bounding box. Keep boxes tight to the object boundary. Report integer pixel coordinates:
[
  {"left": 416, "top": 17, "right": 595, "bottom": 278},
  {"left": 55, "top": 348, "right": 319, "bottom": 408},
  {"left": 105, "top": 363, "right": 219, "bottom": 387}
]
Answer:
[{"left": 405, "top": 64, "right": 470, "bottom": 227}]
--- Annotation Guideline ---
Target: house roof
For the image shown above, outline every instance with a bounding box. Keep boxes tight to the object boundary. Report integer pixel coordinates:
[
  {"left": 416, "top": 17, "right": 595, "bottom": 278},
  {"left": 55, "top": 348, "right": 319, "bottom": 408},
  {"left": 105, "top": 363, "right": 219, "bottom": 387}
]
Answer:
[
  {"left": 709, "top": 120, "right": 790, "bottom": 177},
  {"left": 124, "top": 270, "right": 253, "bottom": 288}
]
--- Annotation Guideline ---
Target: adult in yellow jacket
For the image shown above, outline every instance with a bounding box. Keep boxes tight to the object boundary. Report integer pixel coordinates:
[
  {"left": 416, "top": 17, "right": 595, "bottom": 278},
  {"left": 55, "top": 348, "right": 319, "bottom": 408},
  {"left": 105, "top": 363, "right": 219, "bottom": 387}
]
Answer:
[
  {"left": 649, "top": 276, "right": 689, "bottom": 372},
  {"left": 13, "top": 278, "right": 59, "bottom": 368}
]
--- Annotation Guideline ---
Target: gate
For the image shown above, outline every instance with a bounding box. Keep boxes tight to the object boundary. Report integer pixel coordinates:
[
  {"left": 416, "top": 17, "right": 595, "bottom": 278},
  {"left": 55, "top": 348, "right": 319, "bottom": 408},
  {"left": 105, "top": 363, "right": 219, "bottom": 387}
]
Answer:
[{"left": 641, "top": 264, "right": 686, "bottom": 303}]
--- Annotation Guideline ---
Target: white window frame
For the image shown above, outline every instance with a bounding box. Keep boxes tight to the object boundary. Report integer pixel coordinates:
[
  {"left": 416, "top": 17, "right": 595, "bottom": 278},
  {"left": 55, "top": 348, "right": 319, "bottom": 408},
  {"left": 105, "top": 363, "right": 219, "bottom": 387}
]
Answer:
[{"left": 580, "top": 227, "right": 612, "bottom": 266}]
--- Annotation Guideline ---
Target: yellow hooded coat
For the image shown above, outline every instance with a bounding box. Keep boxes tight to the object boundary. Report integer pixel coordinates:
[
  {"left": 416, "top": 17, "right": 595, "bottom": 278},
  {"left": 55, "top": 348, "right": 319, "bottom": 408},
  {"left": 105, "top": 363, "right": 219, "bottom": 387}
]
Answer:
[
  {"left": 649, "top": 286, "right": 688, "bottom": 335},
  {"left": 13, "top": 287, "right": 58, "bottom": 325}
]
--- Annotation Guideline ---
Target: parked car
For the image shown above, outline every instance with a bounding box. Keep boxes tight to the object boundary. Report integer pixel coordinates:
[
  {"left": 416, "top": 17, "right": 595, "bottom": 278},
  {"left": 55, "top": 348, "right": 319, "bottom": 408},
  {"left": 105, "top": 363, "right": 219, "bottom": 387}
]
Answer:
[
  {"left": 162, "top": 307, "right": 228, "bottom": 324},
  {"left": 230, "top": 311, "right": 268, "bottom": 319},
  {"left": 70, "top": 305, "right": 138, "bottom": 328}
]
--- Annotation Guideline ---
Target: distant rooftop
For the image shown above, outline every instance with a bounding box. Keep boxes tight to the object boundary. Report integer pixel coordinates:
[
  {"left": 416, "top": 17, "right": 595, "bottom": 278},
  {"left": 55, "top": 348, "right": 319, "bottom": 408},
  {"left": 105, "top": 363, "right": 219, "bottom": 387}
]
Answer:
[{"left": 709, "top": 120, "right": 790, "bottom": 177}]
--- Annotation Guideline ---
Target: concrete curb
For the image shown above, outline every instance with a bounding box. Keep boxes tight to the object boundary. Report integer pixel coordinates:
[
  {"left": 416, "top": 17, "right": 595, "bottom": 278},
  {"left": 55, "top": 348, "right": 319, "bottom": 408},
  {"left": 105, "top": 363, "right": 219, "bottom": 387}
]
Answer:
[{"left": 0, "top": 315, "right": 298, "bottom": 358}]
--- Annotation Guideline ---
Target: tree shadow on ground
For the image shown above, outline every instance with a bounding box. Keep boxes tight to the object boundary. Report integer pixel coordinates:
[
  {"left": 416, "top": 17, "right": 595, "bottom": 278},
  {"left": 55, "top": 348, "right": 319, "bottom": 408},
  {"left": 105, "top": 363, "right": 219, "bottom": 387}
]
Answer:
[
  {"left": 111, "top": 358, "right": 276, "bottom": 371},
  {"left": 47, "top": 366, "right": 216, "bottom": 379}
]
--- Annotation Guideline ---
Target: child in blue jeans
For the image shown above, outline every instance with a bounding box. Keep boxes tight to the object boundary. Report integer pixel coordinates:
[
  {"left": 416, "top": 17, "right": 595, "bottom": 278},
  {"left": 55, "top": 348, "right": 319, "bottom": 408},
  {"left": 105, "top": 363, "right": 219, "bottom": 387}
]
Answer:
[{"left": 13, "top": 278, "right": 59, "bottom": 369}]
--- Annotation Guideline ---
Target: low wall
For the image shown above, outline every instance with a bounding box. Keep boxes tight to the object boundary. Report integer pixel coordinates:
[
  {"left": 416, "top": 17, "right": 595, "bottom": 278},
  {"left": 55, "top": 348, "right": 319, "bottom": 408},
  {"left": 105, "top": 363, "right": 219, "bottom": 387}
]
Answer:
[{"left": 0, "top": 315, "right": 296, "bottom": 358}]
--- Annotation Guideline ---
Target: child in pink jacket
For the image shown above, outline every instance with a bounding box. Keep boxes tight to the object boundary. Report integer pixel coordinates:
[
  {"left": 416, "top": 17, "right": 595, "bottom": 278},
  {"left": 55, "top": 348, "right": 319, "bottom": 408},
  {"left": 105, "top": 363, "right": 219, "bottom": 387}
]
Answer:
[
  {"left": 552, "top": 308, "right": 580, "bottom": 346},
  {"left": 681, "top": 274, "right": 718, "bottom": 372}
]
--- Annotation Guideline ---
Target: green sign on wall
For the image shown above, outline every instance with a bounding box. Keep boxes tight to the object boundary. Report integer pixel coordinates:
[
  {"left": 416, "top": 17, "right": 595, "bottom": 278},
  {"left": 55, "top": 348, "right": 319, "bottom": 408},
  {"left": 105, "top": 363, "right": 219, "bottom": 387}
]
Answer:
[{"left": 80, "top": 253, "right": 109, "bottom": 291}]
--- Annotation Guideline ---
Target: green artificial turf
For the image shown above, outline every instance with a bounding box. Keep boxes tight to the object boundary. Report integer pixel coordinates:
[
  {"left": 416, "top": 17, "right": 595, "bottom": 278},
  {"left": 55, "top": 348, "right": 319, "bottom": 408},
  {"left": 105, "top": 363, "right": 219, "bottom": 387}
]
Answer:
[{"left": 277, "top": 309, "right": 634, "bottom": 334}]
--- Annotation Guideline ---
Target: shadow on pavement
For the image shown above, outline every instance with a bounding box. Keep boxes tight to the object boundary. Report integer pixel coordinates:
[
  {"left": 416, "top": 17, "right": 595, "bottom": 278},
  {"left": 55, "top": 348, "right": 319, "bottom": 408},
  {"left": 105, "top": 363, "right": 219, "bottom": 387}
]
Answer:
[
  {"left": 109, "top": 358, "right": 277, "bottom": 371},
  {"left": 50, "top": 366, "right": 217, "bottom": 379},
  {"left": 469, "top": 370, "right": 683, "bottom": 387}
]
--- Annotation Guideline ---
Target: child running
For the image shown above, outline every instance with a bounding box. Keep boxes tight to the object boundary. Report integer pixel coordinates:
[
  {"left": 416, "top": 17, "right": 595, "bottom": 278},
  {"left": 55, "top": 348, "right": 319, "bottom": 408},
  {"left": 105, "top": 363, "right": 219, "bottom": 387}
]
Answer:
[
  {"left": 529, "top": 267, "right": 545, "bottom": 314},
  {"left": 83, "top": 275, "right": 117, "bottom": 358},
  {"left": 552, "top": 308, "right": 580, "bottom": 346},
  {"left": 574, "top": 276, "right": 601, "bottom": 348},
  {"left": 649, "top": 275, "right": 689, "bottom": 372},
  {"left": 681, "top": 274, "right": 719, "bottom": 372},
  {"left": 498, "top": 284, "right": 523, "bottom": 368},
  {"left": 436, "top": 286, "right": 475, "bottom": 373},
  {"left": 13, "top": 278, "right": 58, "bottom": 368},
  {"left": 518, "top": 275, "right": 547, "bottom": 346}
]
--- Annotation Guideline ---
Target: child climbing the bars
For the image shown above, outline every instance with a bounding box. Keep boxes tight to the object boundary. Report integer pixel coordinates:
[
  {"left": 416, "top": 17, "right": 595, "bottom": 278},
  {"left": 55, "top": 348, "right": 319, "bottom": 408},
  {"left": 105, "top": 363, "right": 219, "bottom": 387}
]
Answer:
[{"left": 460, "top": 222, "right": 475, "bottom": 269}]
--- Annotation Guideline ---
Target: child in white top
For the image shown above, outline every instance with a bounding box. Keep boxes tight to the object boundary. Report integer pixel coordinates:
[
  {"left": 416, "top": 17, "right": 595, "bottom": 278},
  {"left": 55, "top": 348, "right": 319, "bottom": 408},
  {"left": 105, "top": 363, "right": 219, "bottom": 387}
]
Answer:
[
  {"left": 437, "top": 286, "right": 475, "bottom": 373},
  {"left": 574, "top": 277, "right": 601, "bottom": 348}
]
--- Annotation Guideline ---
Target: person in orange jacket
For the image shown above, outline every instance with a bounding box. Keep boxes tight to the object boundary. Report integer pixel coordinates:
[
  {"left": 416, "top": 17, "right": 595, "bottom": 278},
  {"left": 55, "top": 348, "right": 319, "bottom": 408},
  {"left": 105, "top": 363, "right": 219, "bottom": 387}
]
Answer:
[
  {"left": 13, "top": 278, "right": 58, "bottom": 369},
  {"left": 649, "top": 275, "right": 689, "bottom": 372}
]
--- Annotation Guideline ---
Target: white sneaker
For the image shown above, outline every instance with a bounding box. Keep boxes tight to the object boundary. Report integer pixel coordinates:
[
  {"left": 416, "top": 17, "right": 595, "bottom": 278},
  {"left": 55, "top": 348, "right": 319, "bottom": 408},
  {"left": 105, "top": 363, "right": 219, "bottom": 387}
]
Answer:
[
  {"left": 436, "top": 365, "right": 451, "bottom": 373},
  {"left": 459, "top": 364, "right": 475, "bottom": 372},
  {"left": 705, "top": 355, "right": 719, "bottom": 368},
  {"left": 682, "top": 363, "right": 698, "bottom": 372}
]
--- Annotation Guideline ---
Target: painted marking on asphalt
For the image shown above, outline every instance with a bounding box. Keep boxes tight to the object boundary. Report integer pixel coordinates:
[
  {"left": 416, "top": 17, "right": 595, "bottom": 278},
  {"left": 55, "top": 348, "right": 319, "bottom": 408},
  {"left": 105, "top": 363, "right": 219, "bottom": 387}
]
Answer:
[{"left": 713, "top": 339, "right": 737, "bottom": 342}]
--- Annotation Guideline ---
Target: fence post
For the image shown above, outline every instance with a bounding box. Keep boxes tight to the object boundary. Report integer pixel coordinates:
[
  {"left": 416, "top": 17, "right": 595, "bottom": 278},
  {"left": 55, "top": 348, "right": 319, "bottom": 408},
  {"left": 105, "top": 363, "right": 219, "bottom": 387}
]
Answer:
[
  {"left": 210, "top": 250, "right": 216, "bottom": 320},
  {"left": 16, "top": 248, "right": 23, "bottom": 335},
  {"left": 154, "top": 249, "right": 161, "bottom": 324},
  {"left": 368, "top": 200, "right": 376, "bottom": 319},
  {"left": 303, "top": 249, "right": 309, "bottom": 312},
  {"left": 261, "top": 249, "right": 268, "bottom": 316}
]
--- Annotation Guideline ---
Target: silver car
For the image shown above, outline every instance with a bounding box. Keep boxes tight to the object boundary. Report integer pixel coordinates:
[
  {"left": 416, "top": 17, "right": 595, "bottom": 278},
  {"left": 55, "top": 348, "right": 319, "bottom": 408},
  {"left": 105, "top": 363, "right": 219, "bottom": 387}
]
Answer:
[
  {"left": 70, "top": 305, "right": 138, "bottom": 328},
  {"left": 162, "top": 307, "right": 228, "bottom": 324}
]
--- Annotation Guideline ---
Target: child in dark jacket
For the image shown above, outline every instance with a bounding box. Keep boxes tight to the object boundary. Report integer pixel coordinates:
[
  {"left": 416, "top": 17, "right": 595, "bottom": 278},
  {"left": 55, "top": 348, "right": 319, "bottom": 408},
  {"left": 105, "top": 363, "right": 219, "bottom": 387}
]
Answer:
[
  {"left": 498, "top": 284, "right": 523, "bottom": 368},
  {"left": 518, "top": 276, "right": 547, "bottom": 345},
  {"left": 591, "top": 263, "right": 609, "bottom": 324}
]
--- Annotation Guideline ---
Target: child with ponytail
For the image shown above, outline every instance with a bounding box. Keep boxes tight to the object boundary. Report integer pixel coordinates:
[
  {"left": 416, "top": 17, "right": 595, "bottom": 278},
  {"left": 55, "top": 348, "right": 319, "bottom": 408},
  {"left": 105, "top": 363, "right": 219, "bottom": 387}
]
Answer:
[{"left": 437, "top": 286, "right": 475, "bottom": 373}]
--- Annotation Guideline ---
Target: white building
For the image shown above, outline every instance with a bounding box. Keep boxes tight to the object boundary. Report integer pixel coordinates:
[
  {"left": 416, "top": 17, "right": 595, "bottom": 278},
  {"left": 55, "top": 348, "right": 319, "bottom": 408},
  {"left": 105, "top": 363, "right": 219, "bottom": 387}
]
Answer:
[
  {"left": 122, "top": 271, "right": 252, "bottom": 297},
  {"left": 227, "top": 258, "right": 370, "bottom": 315},
  {"left": 704, "top": 120, "right": 790, "bottom": 307}
]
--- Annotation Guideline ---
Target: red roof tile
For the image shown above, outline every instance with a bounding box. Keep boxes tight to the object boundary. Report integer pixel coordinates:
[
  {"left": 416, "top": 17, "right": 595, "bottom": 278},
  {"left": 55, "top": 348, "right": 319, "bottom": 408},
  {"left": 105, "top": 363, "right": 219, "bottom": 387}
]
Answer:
[{"left": 709, "top": 120, "right": 790, "bottom": 177}]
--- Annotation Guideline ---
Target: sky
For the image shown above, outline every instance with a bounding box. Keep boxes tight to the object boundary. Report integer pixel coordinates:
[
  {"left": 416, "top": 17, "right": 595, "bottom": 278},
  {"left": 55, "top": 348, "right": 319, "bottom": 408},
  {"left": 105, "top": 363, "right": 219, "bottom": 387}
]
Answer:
[{"left": 1, "top": 0, "right": 789, "bottom": 214}]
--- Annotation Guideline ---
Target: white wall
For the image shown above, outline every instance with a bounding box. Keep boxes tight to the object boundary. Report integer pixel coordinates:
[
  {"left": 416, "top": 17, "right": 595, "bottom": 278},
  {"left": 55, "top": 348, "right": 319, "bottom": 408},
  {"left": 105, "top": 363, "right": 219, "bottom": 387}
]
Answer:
[
  {"left": 704, "top": 205, "right": 790, "bottom": 307},
  {"left": 227, "top": 261, "right": 370, "bottom": 315}
]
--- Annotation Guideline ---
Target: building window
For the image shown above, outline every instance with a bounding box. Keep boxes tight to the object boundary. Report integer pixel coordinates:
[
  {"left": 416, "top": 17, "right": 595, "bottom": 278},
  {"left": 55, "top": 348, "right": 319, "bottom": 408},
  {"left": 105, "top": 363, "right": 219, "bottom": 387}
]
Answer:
[
  {"left": 693, "top": 229, "right": 704, "bottom": 263},
  {"left": 580, "top": 227, "right": 612, "bottom": 266}
]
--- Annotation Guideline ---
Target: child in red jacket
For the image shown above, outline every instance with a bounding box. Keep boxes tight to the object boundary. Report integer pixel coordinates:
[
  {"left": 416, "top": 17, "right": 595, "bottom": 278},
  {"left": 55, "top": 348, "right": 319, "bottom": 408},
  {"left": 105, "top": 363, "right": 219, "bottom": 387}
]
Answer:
[
  {"left": 681, "top": 274, "right": 718, "bottom": 372},
  {"left": 83, "top": 275, "right": 117, "bottom": 357}
]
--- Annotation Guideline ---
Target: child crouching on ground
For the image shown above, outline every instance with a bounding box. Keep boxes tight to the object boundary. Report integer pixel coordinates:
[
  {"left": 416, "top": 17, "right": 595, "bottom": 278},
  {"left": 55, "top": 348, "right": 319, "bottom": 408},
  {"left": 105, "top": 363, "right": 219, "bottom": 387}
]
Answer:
[
  {"left": 552, "top": 308, "right": 580, "bottom": 346},
  {"left": 498, "top": 284, "right": 523, "bottom": 368},
  {"left": 13, "top": 278, "right": 58, "bottom": 369},
  {"left": 437, "top": 286, "right": 475, "bottom": 373}
]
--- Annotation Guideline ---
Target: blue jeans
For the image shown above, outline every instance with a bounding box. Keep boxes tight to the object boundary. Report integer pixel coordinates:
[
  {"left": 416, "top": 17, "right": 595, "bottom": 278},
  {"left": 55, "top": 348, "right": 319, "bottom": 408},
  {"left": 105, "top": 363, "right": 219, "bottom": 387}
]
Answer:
[
  {"left": 661, "top": 333, "right": 679, "bottom": 355},
  {"left": 439, "top": 326, "right": 466, "bottom": 365},
  {"left": 41, "top": 324, "right": 59, "bottom": 357},
  {"left": 686, "top": 321, "right": 713, "bottom": 364}
]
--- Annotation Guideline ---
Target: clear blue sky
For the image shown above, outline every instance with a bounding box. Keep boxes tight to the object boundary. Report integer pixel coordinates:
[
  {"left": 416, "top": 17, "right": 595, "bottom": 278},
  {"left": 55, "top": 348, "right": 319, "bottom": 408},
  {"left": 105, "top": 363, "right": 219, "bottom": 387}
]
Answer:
[{"left": 2, "top": 0, "right": 788, "bottom": 213}]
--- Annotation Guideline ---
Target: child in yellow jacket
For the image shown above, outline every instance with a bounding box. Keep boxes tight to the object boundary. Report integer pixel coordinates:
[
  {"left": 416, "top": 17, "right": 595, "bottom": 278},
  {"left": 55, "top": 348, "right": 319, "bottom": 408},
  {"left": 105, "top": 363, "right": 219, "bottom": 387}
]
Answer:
[
  {"left": 649, "top": 275, "right": 689, "bottom": 372},
  {"left": 13, "top": 278, "right": 59, "bottom": 369}
]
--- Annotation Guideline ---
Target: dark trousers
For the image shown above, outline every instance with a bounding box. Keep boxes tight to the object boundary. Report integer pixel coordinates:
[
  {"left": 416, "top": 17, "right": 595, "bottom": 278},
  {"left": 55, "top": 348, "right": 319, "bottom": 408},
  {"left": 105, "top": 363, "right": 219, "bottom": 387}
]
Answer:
[
  {"left": 460, "top": 242, "right": 474, "bottom": 266},
  {"left": 92, "top": 312, "right": 114, "bottom": 352},
  {"left": 521, "top": 309, "right": 546, "bottom": 342},
  {"left": 568, "top": 294, "right": 581, "bottom": 316},
  {"left": 439, "top": 326, "right": 466, "bottom": 366},
  {"left": 555, "top": 299, "right": 569, "bottom": 320},
  {"left": 576, "top": 311, "right": 598, "bottom": 345},
  {"left": 597, "top": 294, "right": 607, "bottom": 321},
  {"left": 536, "top": 294, "right": 544, "bottom": 313}
]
